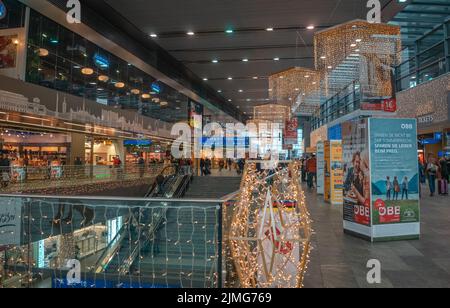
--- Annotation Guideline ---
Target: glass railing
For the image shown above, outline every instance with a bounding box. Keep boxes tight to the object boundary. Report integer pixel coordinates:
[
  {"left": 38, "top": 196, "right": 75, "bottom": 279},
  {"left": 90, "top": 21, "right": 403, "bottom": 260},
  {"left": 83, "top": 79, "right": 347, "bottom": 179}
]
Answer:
[
  {"left": 0, "top": 195, "right": 224, "bottom": 288},
  {"left": 0, "top": 164, "right": 164, "bottom": 194}
]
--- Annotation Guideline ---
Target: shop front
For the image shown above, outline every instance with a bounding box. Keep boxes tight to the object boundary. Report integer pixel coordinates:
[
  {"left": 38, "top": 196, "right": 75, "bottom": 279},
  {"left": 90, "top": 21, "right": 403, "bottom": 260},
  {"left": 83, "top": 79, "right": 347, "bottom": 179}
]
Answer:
[{"left": 396, "top": 73, "right": 450, "bottom": 160}]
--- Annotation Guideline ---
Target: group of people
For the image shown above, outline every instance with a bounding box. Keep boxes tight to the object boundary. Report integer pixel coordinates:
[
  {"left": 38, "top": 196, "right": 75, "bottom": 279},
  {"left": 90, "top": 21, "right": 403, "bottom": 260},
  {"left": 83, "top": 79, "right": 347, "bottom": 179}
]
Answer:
[
  {"left": 386, "top": 176, "right": 410, "bottom": 200},
  {"left": 300, "top": 155, "right": 317, "bottom": 189},
  {"left": 420, "top": 154, "right": 449, "bottom": 197}
]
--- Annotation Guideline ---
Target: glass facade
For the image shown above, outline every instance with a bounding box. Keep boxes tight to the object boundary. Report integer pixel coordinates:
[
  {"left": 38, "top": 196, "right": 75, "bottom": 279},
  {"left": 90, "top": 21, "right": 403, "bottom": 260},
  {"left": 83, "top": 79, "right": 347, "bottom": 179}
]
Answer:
[
  {"left": 396, "top": 19, "right": 450, "bottom": 92},
  {"left": 25, "top": 10, "right": 189, "bottom": 123}
]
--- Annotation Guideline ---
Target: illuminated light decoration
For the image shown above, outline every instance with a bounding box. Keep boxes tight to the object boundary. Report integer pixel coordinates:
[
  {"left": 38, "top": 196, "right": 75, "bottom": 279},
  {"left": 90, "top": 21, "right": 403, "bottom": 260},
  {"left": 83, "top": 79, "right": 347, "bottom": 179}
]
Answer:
[
  {"left": 141, "top": 93, "right": 151, "bottom": 99},
  {"left": 0, "top": 1, "right": 6, "bottom": 20},
  {"left": 130, "top": 89, "right": 140, "bottom": 95},
  {"left": 268, "top": 67, "right": 320, "bottom": 114},
  {"left": 212, "top": 59, "right": 219, "bottom": 63},
  {"left": 253, "top": 104, "right": 290, "bottom": 124},
  {"left": 228, "top": 162, "right": 312, "bottom": 288},
  {"left": 314, "top": 20, "right": 401, "bottom": 100},
  {"left": 266, "top": 27, "right": 274, "bottom": 31},
  {"left": 38, "top": 48, "right": 49, "bottom": 57},
  {"left": 13, "top": 39, "right": 19, "bottom": 45},
  {"left": 115, "top": 82, "right": 125, "bottom": 88},
  {"left": 93, "top": 53, "right": 110, "bottom": 69},
  {"left": 150, "top": 33, "right": 157, "bottom": 38},
  {"left": 225, "top": 29, "right": 234, "bottom": 34},
  {"left": 81, "top": 67, "right": 94, "bottom": 75},
  {"left": 98, "top": 75, "right": 109, "bottom": 82}
]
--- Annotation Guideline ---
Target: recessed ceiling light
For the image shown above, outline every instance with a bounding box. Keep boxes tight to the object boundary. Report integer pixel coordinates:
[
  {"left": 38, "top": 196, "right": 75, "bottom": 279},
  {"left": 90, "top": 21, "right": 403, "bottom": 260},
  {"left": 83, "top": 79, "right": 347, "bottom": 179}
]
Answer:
[
  {"left": 237, "top": 106, "right": 240, "bottom": 108},
  {"left": 218, "top": 90, "right": 222, "bottom": 93},
  {"left": 187, "top": 31, "right": 195, "bottom": 36},
  {"left": 320, "top": 56, "right": 326, "bottom": 59},
  {"left": 228, "top": 99, "right": 232, "bottom": 102},
  {"left": 150, "top": 33, "right": 158, "bottom": 38},
  {"left": 307, "top": 25, "right": 315, "bottom": 30},
  {"left": 266, "top": 27, "right": 274, "bottom": 31},
  {"left": 274, "top": 57, "right": 280, "bottom": 61},
  {"left": 212, "top": 59, "right": 219, "bottom": 63},
  {"left": 239, "top": 89, "right": 243, "bottom": 93},
  {"left": 242, "top": 58, "right": 249, "bottom": 62},
  {"left": 228, "top": 77, "right": 233, "bottom": 80},
  {"left": 253, "top": 76, "right": 258, "bottom": 79},
  {"left": 225, "top": 29, "right": 234, "bottom": 34},
  {"left": 203, "top": 78, "right": 208, "bottom": 81},
  {"left": 246, "top": 99, "right": 251, "bottom": 102}
]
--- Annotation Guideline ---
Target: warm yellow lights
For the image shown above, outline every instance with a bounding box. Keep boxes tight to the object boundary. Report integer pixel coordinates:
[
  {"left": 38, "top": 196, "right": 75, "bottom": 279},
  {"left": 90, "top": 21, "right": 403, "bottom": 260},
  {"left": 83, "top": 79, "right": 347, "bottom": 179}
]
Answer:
[
  {"left": 38, "top": 48, "right": 49, "bottom": 57},
  {"left": 115, "top": 82, "right": 125, "bottom": 88},
  {"left": 98, "top": 75, "right": 109, "bottom": 82},
  {"left": 131, "top": 89, "right": 141, "bottom": 95},
  {"left": 81, "top": 67, "right": 94, "bottom": 75},
  {"left": 141, "top": 93, "right": 151, "bottom": 99}
]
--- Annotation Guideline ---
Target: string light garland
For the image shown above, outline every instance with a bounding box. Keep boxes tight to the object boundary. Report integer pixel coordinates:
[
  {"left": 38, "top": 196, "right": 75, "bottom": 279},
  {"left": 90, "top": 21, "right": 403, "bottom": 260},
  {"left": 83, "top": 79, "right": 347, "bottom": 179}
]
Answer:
[{"left": 228, "top": 161, "right": 312, "bottom": 288}]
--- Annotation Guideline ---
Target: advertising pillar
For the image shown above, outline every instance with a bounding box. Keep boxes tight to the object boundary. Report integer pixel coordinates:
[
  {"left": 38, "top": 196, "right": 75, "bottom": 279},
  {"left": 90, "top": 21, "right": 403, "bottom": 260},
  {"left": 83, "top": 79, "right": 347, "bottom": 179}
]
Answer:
[
  {"left": 324, "top": 140, "right": 343, "bottom": 205},
  {"left": 342, "top": 118, "right": 420, "bottom": 242},
  {"left": 316, "top": 141, "right": 325, "bottom": 195}
]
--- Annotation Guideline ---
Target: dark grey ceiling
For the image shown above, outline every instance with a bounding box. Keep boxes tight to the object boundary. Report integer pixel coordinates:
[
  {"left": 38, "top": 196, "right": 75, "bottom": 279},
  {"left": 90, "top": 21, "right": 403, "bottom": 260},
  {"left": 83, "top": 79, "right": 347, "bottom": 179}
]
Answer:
[{"left": 103, "top": 0, "right": 404, "bottom": 115}]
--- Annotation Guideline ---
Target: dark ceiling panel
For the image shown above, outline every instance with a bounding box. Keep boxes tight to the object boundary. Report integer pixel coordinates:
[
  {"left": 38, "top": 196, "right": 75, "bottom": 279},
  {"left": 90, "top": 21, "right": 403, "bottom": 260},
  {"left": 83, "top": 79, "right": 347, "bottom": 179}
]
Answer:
[{"left": 100, "top": 0, "right": 402, "bottom": 113}]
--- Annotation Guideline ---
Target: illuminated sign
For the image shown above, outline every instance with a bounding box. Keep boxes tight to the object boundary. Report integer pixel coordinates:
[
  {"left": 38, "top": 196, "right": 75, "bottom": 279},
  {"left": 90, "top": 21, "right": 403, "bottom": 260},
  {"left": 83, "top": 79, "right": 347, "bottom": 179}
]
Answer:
[
  {"left": 0, "top": 1, "right": 7, "bottom": 20},
  {"left": 94, "top": 53, "right": 109, "bottom": 68},
  {"left": 151, "top": 82, "right": 161, "bottom": 94}
]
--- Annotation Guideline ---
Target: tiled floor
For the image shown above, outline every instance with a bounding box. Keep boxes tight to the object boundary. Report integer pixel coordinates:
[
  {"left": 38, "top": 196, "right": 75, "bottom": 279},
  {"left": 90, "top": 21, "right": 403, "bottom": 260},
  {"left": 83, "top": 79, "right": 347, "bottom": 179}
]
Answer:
[{"left": 302, "top": 183, "right": 450, "bottom": 288}]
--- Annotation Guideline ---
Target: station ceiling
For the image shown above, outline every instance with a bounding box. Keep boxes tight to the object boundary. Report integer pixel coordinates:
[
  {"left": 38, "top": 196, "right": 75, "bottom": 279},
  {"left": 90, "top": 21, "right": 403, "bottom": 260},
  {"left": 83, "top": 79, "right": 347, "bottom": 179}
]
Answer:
[{"left": 100, "top": 0, "right": 407, "bottom": 116}]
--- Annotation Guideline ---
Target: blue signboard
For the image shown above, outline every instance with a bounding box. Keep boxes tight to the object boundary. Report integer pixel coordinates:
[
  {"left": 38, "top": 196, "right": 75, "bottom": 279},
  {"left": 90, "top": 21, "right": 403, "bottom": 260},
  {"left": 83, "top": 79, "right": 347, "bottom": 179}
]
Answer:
[
  {"left": 328, "top": 124, "right": 342, "bottom": 140},
  {"left": 0, "top": 1, "right": 7, "bottom": 20},
  {"left": 151, "top": 82, "right": 161, "bottom": 94},
  {"left": 124, "top": 139, "right": 152, "bottom": 146},
  {"left": 93, "top": 53, "right": 109, "bottom": 69},
  {"left": 201, "top": 137, "right": 250, "bottom": 147}
]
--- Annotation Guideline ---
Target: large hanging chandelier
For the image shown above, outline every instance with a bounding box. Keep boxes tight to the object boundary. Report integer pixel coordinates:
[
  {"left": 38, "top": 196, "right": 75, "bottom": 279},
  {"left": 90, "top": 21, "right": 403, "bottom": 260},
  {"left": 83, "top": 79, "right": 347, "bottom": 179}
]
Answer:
[
  {"left": 253, "top": 104, "right": 290, "bottom": 124},
  {"left": 314, "top": 20, "right": 401, "bottom": 99}
]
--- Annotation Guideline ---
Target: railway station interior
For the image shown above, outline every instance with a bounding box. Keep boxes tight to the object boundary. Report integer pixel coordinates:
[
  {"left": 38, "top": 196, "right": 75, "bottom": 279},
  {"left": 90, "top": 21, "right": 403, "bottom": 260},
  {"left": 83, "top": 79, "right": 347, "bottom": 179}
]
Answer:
[{"left": 0, "top": 0, "right": 450, "bottom": 290}]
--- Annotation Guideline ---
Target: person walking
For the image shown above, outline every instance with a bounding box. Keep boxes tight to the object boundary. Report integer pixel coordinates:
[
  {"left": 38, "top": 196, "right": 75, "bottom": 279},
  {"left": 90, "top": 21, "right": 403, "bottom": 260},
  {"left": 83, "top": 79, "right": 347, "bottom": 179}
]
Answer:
[
  {"left": 402, "top": 176, "right": 409, "bottom": 200},
  {"left": 439, "top": 157, "right": 449, "bottom": 195},
  {"left": 0, "top": 154, "right": 10, "bottom": 188},
  {"left": 306, "top": 155, "right": 317, "bottom": 189},
  {"left": 426, "top": 155, "right": 439, "bottom": 196},
  {"left": 219, "top": 159, "right": 225, "bottom": 172},
  {"left": 138, "top": 155, "right": 145, "bottom": 178},
  {"left": 200, "top": 158, "right": 205, "bottom": 176},
  {"left": 386, "top": 176, "right": 392, "bottom": 200},
  {"left": 393, "top": 176, "right": 400, "bottom": 200}
]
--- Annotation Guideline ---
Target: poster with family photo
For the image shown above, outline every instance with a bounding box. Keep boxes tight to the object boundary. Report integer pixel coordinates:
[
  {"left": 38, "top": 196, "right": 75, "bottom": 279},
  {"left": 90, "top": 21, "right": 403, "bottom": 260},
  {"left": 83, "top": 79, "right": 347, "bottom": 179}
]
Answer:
[{"left": 342, "top": 118, "right": 371, "bottom": 228}]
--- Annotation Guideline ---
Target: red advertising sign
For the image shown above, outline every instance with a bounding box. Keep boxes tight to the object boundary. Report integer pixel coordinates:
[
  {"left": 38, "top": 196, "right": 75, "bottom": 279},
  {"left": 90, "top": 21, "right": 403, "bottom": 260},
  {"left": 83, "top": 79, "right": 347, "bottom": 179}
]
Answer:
[
  {"left": 382, "top": 98, "right": 397, "bottom": 112},
  {"left": 284, "top": 118, "right": 298, "bottom": 145},
  {"left": 375, "top": 199, "right": 401, "bottom": 224},
  {"left": 354, "top": 199, "right": 371, "bottom": 225}
]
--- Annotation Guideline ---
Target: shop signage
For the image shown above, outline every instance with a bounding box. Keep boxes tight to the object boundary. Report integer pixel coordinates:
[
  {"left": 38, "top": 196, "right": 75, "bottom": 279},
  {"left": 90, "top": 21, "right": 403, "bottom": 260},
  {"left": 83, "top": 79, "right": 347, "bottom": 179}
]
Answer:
[
  {"left": 0, "top": 1, "right": 6, "bottom": 21},
  {"left": 0, "top": 198, "right": 21, "bottom": 246}
]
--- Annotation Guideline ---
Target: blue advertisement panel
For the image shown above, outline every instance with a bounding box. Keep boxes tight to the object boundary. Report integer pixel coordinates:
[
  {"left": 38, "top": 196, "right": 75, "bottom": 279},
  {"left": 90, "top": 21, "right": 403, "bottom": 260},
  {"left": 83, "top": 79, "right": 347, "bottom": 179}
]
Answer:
[{"left": 369, "top": 118, "right": 420, "bottom": 241}]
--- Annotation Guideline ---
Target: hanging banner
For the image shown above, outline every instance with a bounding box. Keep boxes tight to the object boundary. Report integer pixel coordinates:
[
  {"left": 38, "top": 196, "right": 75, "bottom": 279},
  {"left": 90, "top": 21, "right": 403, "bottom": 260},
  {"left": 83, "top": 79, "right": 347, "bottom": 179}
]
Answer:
[
  {"left": 369, "top": 118, "right": 420, "bottom": 241},
  {"left": 0, "top": 197, "right": 22, "bottom": 246},
  {"left": 316, "top": 142, "right": 325, "bottom": 195},
  {"left": 330, "top": 140, "right": 343, "bottom": 205},
  {"left": 284, "top": 118, "right": 298, "bottom": 145},
  {"left": 188, "top": 100, "right": 203, "bottom": 129},
  {"left": 342, "top": 118, "right": 371, "bottom": 238}
]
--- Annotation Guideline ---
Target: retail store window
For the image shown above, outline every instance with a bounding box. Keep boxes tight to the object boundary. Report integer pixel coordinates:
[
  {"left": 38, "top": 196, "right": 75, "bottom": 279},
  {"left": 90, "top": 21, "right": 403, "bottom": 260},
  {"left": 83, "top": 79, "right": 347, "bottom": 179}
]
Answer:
[{"left": 0, "top": 0, "right": 25, "bottom": 29}]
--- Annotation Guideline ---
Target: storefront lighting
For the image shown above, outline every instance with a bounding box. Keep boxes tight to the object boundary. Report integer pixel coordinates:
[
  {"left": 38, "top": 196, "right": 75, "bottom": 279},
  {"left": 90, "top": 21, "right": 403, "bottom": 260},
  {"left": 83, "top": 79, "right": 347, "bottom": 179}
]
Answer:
[
  {"left": 115, "top": 82, "right": 125, "bottom": 88},
  {"left": 98, "top": 75, "right": 109, "bottom": 82},
  {"left": 38, "top": 48, "right": 49, "bottom": 57},
  {"left": 141, "top": 93, "right": 151, "bottom": 99},
  {"left": 131, "top": 89, "right": 141, "bottom": 95},
  {"left": 81, "top": 67, "right": 94, "bottom": 75}
]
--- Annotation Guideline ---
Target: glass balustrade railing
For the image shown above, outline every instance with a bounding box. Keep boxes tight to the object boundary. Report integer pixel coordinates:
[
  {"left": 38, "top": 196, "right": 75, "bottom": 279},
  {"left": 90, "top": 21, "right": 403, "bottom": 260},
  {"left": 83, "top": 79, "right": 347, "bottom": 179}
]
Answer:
[{"left": 0, "top": 195, "right": 223, "bottom": 288}]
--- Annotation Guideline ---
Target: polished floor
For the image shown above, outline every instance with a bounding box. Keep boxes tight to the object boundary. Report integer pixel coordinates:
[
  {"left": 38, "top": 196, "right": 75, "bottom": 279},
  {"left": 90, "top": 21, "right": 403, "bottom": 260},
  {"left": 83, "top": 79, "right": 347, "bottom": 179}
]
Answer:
[{"left": 303, "top": 183, "right": 450, "bottom": 288}]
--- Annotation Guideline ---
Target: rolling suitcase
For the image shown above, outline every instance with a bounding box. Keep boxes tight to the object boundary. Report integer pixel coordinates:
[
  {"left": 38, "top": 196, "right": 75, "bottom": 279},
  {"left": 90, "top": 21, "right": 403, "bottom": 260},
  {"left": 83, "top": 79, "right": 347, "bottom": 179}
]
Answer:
[{"left": 438, "top": 179, "right": 448, "bottom": 195}]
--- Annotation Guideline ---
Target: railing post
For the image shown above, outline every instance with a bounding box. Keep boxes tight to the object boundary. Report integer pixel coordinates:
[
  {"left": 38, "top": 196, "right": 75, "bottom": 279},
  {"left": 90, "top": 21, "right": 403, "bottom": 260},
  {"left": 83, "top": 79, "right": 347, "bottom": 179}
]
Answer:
[{"left": 217, "top": 203, "right": 223, "bottom": 289}]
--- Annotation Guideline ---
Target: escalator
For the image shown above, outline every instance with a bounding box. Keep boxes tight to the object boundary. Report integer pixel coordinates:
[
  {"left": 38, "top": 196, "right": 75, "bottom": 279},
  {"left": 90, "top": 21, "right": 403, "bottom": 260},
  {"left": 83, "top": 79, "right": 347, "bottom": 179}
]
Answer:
[{"left": 92, "top": 165, "right": 193, "bottom": 276}]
